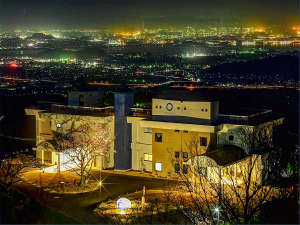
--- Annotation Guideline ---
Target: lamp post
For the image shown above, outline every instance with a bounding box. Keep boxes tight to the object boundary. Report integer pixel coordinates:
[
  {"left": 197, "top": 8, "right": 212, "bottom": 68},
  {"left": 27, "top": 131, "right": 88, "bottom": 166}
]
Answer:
[
  {"left": 214, "top": 206, "right": 220, "bottom": 225},
  {"left": 98, "top": 179, "right": 103, "bottom": 200}
]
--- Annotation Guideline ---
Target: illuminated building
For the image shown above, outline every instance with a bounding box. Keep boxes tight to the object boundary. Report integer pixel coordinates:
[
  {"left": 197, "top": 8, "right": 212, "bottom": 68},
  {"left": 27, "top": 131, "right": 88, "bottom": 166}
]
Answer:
[
  {"left": 26, "top": 89, "right": 283, "bottom": 177},
  {"left": 128, "top": 90, "right": 283, "bottom": 178}
]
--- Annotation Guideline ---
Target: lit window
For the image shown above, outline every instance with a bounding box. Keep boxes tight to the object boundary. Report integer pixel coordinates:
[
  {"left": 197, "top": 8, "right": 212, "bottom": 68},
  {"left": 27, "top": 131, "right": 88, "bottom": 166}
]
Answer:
[
  {"left": 56, "top": 123, "right": 61, "bottom": 128},
  {"left": 229, "top": 135, "right": 234, "bottom": 141},
  {"left": 175, "top": 163, "right": 180, "bottom": 173},
  {"left": 155, "top": 162, "right": 162, "bottom": 171},
  {"left": 155, "top": 133, "right": 163, "bottom": 142},
  {"left": 182, "top": 152, "right": 188, "bottom": 159},
  {"left": 174, "top": 152, "right": 180, "bottom": 158},
  {"left": 198, "top": 167, "right": 207, "bottom": 177},
  {"left": 144, "top": 128, "right": 152, "bottom": 133},
  {"left": 144, "top": 153, "right": 152, "bottom": 162},
  {"left": 200, "top": 137, "right": 207, "bottom": 146},
  {"left": 183, "top": 164, "right": 189, "bottom": 174}
]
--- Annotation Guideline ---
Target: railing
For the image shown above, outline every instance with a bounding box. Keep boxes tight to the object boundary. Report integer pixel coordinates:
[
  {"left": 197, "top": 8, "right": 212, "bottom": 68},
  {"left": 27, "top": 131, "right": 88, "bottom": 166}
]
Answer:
[
  {"left": 47, "top": 104, "right": 153, "bottom": 118},
  {"left": 50, "top": 104, "right": 114, "bottom": 116},
  {"left": 130, "top": 108, "right": 152, "bottom": 118}
]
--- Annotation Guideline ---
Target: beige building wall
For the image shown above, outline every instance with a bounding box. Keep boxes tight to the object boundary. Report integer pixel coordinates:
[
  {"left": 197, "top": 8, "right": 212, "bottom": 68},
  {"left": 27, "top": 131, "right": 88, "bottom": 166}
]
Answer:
[
  {"left": 151, "top": 127, "right": 216, "bottom": 178},
  {"left": 152, "top": 99, "right": 219, "bottom": 120},
  {"left": 127, "top": 117, "right": 152, "bottom": 172},
  {"left": 188, "top": 154, "right": 263, "bottom": 188}
]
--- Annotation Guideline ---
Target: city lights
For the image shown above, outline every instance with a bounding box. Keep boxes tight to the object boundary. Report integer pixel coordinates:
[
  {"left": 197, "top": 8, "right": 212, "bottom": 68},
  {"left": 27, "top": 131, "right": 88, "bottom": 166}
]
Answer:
[{"left": 0, "top": 0, "right": 298, "bottom": 224}]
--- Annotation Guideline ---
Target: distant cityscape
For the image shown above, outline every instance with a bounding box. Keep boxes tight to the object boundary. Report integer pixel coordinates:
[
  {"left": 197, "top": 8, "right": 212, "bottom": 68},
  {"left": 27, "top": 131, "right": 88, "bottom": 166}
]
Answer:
[
  {"left": 0, "top": 25, "right": 299, "bottom": 98},
  {"left": 0, "top": 0, "right": 299, "bottom": 222}
]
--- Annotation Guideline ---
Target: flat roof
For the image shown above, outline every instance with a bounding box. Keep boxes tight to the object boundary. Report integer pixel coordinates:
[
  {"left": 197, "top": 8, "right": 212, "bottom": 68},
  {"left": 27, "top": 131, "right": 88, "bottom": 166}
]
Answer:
[
  {"left": 219, "top": 107, "right": 272, "bottom": 117},
  {"left": 205, "top": 145, "right": 249, "bottom": 166},
  {"left": 153, "top": 89, "right": 218, "bottom": 102}
]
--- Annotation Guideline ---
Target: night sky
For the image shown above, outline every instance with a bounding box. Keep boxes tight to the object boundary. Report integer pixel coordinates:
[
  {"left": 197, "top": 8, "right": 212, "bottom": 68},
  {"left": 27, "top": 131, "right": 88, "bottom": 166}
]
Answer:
[{"left": 0, "top": 0, "right": 298, "bottom": 29}]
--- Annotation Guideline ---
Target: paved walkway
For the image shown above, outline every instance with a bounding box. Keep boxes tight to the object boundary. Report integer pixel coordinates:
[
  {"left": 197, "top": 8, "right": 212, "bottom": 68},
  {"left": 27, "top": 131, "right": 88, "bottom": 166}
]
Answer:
[{"left": 15, "top": 171, "right": 173, "bottom": 224}]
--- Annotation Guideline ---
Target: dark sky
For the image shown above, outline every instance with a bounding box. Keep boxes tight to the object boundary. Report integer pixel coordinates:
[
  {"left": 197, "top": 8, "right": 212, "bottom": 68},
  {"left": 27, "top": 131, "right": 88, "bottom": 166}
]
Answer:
[{"left": 0, "top": 0, "right": 298, "bottom": 29}]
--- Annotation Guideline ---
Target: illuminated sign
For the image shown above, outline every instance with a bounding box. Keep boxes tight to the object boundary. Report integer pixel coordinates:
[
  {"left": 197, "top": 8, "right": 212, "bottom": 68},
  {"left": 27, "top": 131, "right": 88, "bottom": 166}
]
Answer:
[{"left": 117, "top": 198, "right": 131, "bottom": 210}]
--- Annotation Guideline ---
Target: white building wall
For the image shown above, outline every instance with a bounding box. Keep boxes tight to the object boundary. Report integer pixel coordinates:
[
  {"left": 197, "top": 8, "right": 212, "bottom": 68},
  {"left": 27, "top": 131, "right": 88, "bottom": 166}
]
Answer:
[
  {"left": 128, "top": 117, "right": 152, "bottom": 172},
  {"left": 217, "top": 124, "right": 253, "bottom": 153},
  {"left": 37, "top": 113, "right": 115, "bottom": 169}
]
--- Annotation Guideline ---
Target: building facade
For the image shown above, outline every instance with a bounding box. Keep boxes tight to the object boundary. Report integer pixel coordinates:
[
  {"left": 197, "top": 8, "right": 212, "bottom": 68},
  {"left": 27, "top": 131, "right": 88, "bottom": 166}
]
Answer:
[{"left": 26, "top": 90, "right": 283, "bottom": 179}]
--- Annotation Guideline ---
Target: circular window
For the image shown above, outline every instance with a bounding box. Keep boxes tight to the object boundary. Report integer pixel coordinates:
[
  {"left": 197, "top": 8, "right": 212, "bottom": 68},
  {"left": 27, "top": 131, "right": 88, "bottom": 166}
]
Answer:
[
  {"left": 56, "top": 123, "right": 61, "bottom": 128},
  {"left": 166, "top": 103, "right": 173, "bottom": 111}
]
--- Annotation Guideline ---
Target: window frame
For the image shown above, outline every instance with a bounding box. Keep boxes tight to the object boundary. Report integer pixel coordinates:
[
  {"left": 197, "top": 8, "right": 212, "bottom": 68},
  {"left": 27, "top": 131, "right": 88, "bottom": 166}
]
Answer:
[
  {"left": 144, "top": 127, "right": 152, "bottom": 134},
  {"left": 144, "top": 153, "right": 152, "bottom": 162},
  {"left": 154, "top": 133, "right": 163, "bottom": 142},
  {"left": 182, "top": 152, "right": 188, "bottom": 159},
  {"left": 182, "top": 164, "right": 189, "bottom": 174},
  {"left": 174, "top": 163, "right": 180, "bottom": 173},
  {"left": 198, "top": 167, "right": 207, "bottom": 177},
  {"left": 155, "top": 162, "right": 162, "bottom": 171},
  {"left": 200, "top": 137, "right": 208, "bottom": 146}
]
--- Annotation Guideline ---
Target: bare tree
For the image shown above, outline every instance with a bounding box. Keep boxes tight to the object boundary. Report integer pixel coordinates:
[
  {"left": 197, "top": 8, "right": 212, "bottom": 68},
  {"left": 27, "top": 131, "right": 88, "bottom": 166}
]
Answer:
[
  {"left": 52, "top": 121, "right": 114, "bottom": 186},
  {"left": 173, "top": 125, "right": 293, "bottom": 224},
  {"left": 0, "top": 150, "right": 40, "bottom": 190}
]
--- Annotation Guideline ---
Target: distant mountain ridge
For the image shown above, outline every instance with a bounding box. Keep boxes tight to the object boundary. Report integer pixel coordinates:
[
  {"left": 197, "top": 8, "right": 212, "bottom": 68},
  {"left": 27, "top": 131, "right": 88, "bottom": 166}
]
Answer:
[{"left": 207, "top": 54, "right": 299, "bottom": 80}]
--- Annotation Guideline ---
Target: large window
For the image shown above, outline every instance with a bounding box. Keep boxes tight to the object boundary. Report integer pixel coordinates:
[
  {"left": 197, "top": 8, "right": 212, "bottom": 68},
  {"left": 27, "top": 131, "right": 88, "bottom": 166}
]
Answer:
[
  {"left": 144, "top": 153, "right": 152, "bottom": 162},
  {"left": 155, "top": 162, "right": 162, "bottom": 171},
  {"left": 174, "top": 163, "right": 180, "bottom": 173},
  {"left": 200, "top": 137, "right": 207, "bottom": 146},
  {"left": 155, "top": 133, "right": 163, "bottom": 142},
  {"left": 198, "top": 167, "right": 207, "bottom": 177}
]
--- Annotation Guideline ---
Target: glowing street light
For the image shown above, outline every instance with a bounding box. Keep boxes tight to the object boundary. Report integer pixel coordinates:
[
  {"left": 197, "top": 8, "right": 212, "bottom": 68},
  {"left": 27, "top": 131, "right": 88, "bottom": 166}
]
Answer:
[{"left": 214, "top": 206, "right": 221, "bottom": 225}]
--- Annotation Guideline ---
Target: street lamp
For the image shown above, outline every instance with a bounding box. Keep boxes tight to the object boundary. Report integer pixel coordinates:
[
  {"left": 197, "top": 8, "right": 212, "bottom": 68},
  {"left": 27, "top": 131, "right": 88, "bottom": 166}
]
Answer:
[{"left": 214, "top": 206, "right": 221, "bottom": 225}]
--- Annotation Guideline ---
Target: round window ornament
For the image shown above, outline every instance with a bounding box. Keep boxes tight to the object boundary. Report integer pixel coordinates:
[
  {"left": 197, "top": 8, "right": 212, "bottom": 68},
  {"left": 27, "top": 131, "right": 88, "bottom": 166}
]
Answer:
[
  {"left": 117, "top": 197, "right": 131, "bottom": 210},
  {"left": 166, "top": 103, "right": 173, "bottom": 111}
]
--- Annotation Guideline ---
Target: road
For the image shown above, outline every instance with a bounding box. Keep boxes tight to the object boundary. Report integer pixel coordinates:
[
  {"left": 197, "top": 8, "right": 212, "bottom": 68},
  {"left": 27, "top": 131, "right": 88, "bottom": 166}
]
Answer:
[{"left": 15, "top": 171, "right": 172, "bottom": 224}]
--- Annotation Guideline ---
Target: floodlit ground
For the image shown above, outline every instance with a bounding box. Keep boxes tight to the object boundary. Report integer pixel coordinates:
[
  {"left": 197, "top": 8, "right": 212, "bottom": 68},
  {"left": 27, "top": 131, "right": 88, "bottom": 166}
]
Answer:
[
  {"left": 22, "top": 170, "right": 99, "bottom": 193},
  {"left": 15, "top": 169, "right": 175, "bottom": 224},
  {"left": 95, "top": 189, "right": 191, "bottom": 224},
  {"left": 21, "top": 169, "right": 176, "bottom": 194}
]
